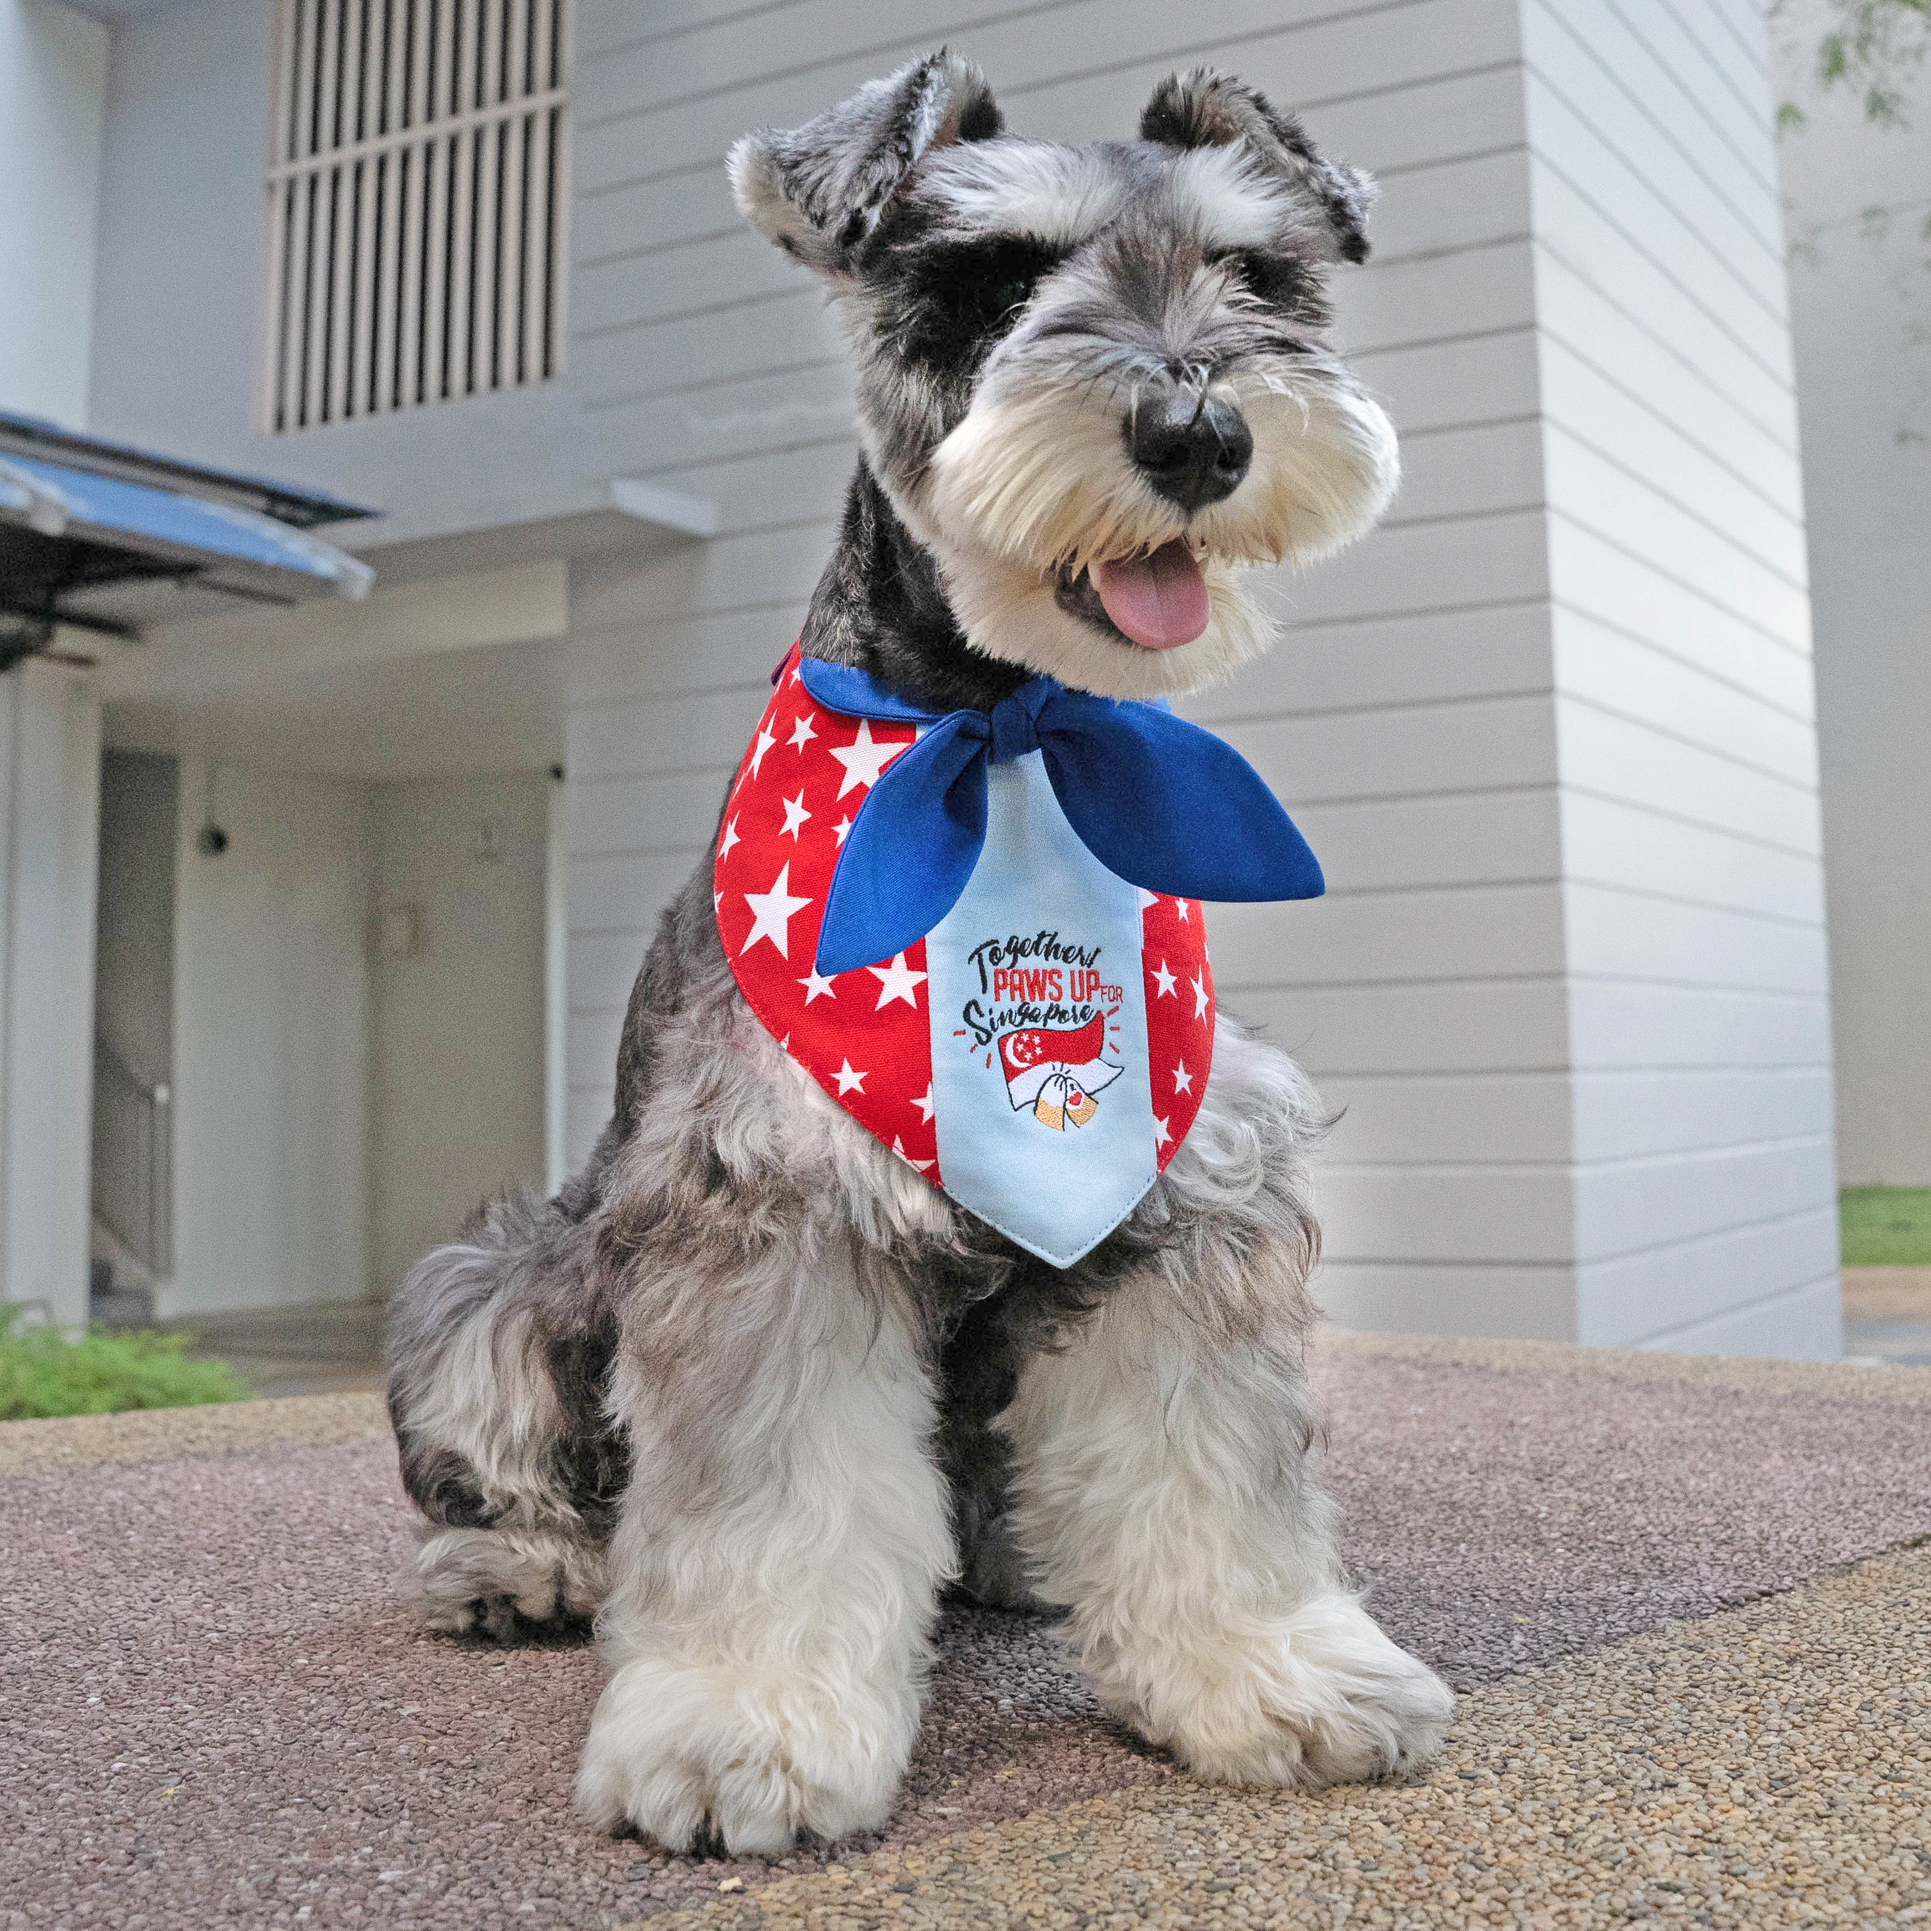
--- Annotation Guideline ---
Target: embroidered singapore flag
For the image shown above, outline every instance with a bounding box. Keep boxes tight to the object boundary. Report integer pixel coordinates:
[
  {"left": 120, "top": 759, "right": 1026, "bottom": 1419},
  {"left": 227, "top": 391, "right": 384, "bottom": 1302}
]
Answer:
[{"left": 714, "top": 645, "right": 1213, "bottom": 1266}]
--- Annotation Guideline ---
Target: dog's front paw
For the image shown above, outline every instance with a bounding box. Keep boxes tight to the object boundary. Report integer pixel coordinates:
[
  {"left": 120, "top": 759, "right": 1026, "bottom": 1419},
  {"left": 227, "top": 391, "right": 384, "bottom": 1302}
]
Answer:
[
  {"left": 575, "top": 1650, "right": 919, "bottom": 1854},
  {"left": 1109, "top": 1592, "right": 1453, "bottom": 1788}
]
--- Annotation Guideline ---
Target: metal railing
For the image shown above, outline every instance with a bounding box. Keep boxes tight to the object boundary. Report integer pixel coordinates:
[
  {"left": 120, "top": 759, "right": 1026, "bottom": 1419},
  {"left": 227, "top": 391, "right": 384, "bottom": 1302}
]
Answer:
[{"left": 92, "top": 1037, "right": 172, "bottom": 1280}]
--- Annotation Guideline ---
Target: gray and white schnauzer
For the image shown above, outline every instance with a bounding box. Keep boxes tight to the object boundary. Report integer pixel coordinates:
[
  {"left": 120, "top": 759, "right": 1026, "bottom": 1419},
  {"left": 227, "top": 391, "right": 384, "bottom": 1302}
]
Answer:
[{"left": 386, "top": 50, "right": 1452, "bottom": 1854}]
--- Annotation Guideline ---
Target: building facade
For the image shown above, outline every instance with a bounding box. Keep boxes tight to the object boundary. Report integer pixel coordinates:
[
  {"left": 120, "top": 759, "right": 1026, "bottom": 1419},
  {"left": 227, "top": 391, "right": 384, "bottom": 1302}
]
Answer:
[{"left": 4, "top": 0, "right": 1906, "bottom": 1358}]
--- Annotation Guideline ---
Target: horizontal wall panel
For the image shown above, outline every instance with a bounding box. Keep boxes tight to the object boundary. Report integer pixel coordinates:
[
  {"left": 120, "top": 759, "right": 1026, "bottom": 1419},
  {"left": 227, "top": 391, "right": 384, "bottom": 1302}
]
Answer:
[
  {"left": 566, "top": 683, "right": 764, "bottom": 784},
  {"left": 1222, "top": 690, "right": 1559, "bottom": 807},
  {"left": 1547, "top": 521, "right": 1816, "bottom": 719},
  {"left": 635, "top": 436, "right": 858, "bottom": 541},
  {"left": 570, "top": 520, "right": 835, "bottom": 629},
  {"left": 1527, "top": 160, "right": 1797, "bottom": 445},
  {"left": 1534, "top": 254, "right": 1802, "bottom": 513},
  {"left": 1290, "top": 787, "right": 1561, "bottom": 893},
  {"left": 1578, "top": 1206, "right": 1840, "bottom": 1348},
  {"left": 565, "top": 847, "right": 704, "bottom": 936},
  {"left": 1209, "top": 881, "right": 1567, "bottom": 989},
  {"left": 573, "top": 0, "right": 1522, "bottom": 194},
  {"left": 1571, "top": 1133, "right": 1835, "bottom": 1264},
  {"left": 1524, "top": 0, "right": 1781, "bottom": 245},
  {"left": 568, "top": 928, "right": 651, "bottom": 1014},
  {"left": 1386, "top": 419, "right": 1543, "bottom": 524},
  {"left": 1626, "top": 1276, "right": 1842, "bottom": 1361},
  {"left": 1190, "top": 600, "right": 1553, "bottom": 724},
  {"left": 565, "top": 765, "right": 734, "bottom": 858},
  {"left": 1543, "top": 426, "right": 1809, "bottom": 648},
  {"left": 1539, "top": 340, "right": 1804, "bottom": 578},
  {"left": 1562, "top": 881, "right": 1831, "bottom": 1000},
  {"left": 576, "top": 226, "right": 795, "bottom": 339},
  {"left": 574, "top": 285, "right": 841, "bottom": 409},
  {"left": 1568, "top": 1066, "right": 1836, "bottom": 1165},
  {"left": 1566, "top": 980, "right": 1832, "bottom": 1074},
  {"left": 566, "top": 606, "right": 806, "bottom": 707},
  {"left": 1353, "top": 327, "right": 1541, "bottom": 434},
  {"left": 1550, "top": 606, "right": 1820, "bottom": 785},
  {"left": 579, "top": 359, "right": 855, "bottom": 476},
  {"left": 1523, "top": 1, "right": 1786, "bottom": 293},
  {"left": 1313, "top": 1259, "right": 1578, "bottom": 1341},
  {"left": 1556, "top": 697, "right": 1822, "bottom": 856},
  {"left": 1317, "top": 1162, "right": 1576, "bottom": 1264},
  {"left": 1236, "top": 978, "right": 1571, "bottom": 1077},
  {"left": 1331, "top": 238, "right": 1537, "bottom": 355},
  {"left": 1321, "top": 1070, "right": 1575, "bottom": 1165},
  {"left": 1264, "top": 508, "right": 1551, "bottom": 626},
  {"left": 1558, "top": 791, "right": 1826, "bottom": 925}
]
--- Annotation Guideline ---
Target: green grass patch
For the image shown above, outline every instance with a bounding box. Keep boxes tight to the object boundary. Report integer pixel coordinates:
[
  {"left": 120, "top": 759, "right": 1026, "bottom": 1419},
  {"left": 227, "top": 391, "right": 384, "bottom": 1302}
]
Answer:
[
  {"left": 0, "top": 1304, "right": 250, "bottom": 1420},
  {"left": 1841, "top": 1187, "right": 1931, "bottom": 1267}
]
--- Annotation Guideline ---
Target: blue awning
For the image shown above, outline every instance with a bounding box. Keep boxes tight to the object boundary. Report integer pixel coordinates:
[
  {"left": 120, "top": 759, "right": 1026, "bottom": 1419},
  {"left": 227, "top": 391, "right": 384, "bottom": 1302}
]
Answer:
[{"left": 0, "top": 453, "right": 371, "bottom": 606}]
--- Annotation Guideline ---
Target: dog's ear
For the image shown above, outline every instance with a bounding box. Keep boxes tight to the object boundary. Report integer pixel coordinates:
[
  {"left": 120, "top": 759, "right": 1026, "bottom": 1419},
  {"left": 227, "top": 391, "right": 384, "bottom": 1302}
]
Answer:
[
  {"left": 730, "top": 50, "right": 1003, "bottom": 272},
  {"left": 1140, "top": 68, "right": 1376, "bottom": 265}
]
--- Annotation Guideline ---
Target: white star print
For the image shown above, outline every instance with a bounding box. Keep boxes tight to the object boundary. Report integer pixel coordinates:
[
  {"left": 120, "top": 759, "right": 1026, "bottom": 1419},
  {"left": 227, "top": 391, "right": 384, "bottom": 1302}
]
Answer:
[
  {"left": 740, "top": 862, "right": 811, "bottom": 958},
  {"left": 797, "top": 967, "right": 837, "bottom": 1004},
  {"left": 1172, "top": 1060, "right": 1194, "bottom": 1096},
  {"left": 1137, "top": 888, "right": 1159, "bottom": 911},
  {"left": 746, "top": 725, "right": 776, "bottom": 781},
  {"left": 833, "top": 815, "right": 852, "bottom": 847},
  {"left": 1151, "top": 958, "right": 1177, "bottom": 998},
  {"left": 1153, "top": 1115, "right": 1172, "bottom": 1150},
  {"left": 1192, "top": 972, "right": 1210, "bottom": 1020},
  {"left": 1174, "top": 899, "right": 1190, "bottom": 922},
  {"left": 779, "top": 789, "right": 811, "bottom": 840},
  {"left": 912, "top": 1084, "right": 935, "bottom": 1125},
  {"left": 787, "top": 712, "right": 817, "bottom": 750},
  {"left": 868, "top": 951, "right": 927, "bottom": 1010},
  {"left": 834, "top": 1058, "right": 867, "bottom": 1096},
  {"left": 828, "top": 718, "right": 902, "bottom": 798},
  {"left": 892, "top": 1135, "right": 933, "bottom": 1174},
  {"left": 717, "top": 814, "right": 740, "bottom": 861}
]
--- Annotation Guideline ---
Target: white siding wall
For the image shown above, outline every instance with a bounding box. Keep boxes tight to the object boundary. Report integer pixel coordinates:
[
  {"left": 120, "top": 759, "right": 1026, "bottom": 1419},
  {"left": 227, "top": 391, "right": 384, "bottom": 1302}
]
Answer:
[
  {"left": 1522, "top": 0, "right": 1838, "bottom": 1354},
  {"left": 557, "top": 0, "right": 1834, "bottom": 1353}
]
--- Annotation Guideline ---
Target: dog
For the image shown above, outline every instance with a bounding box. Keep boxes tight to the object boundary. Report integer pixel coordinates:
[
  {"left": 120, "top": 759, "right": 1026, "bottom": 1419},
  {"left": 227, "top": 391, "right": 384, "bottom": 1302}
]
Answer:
[{"left": 385, "top": 50, "right": 1453, "bottom": 1856}]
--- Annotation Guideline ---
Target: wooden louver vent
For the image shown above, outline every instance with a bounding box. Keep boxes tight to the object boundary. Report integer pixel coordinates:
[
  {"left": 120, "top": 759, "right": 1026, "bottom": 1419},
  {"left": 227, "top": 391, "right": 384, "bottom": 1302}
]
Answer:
[{"left": 261, "top": 0, "right": 570, "bottom": 432}]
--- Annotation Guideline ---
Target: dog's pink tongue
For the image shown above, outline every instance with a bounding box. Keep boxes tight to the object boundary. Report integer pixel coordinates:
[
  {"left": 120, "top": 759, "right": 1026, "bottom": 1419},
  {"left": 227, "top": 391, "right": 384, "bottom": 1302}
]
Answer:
[{"left": 1091, "top": 541, "right": 1209, "bottom": 650}]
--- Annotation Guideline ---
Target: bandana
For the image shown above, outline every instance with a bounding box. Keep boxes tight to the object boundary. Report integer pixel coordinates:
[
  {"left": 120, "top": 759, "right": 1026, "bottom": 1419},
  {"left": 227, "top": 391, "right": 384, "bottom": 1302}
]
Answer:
[{"left": 714, "top": 644, "right": 1320, "bottom": 1267}]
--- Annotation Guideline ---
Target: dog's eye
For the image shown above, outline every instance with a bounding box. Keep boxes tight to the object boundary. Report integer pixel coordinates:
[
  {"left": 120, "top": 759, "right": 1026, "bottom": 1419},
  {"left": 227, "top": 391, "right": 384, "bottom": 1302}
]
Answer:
[
  {"left": 1223, "top": 250, "right": 1307, "bottom": 310},
  {"left": 888, "top": 236, "right": 1065, "bottom": 373}
]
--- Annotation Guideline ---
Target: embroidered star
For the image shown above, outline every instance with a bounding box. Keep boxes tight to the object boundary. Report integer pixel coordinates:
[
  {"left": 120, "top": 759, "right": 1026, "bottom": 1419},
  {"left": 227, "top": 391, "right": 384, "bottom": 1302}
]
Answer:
[
  {"left": 912, "top": 1084, "right": 935, "bottom": 1125},
  {"left": 787, "top": 712, "right": 817, "bottom": 750},
  {"left": 868, "top": 951, "right": 927, "bottom": 1010},
  {"left": 1137, "top": 887, "right": 1159, "bottom": 912},
  {"left": 1153, "top": 1115, "right": 1172, "bottom": 1150},
  {"left": 746, "top": 726, "right": 776, "bottom": 782},
  {"left": 834, "top": 1058, "right": 867, "bottom": 1095},
  {"left": 892, "top": 1135, "right": 933, "bottom": 1174},
  {"left": 797, "top": 967, "right": 837, "bottom": 1004},
  {"left": 833, "top": 815, "right": 852, "bottom": 847},
  {"left": 1174, "top": 899, "right": 1191, "bottom": 922},
  {"left": 828, "top": 718, "right": 902, "bottom": 798},
  {"left": 779, "top": 789, "right": 811, "bottom": 840},
  {"left": 717, "top": 814, "right": 740, "bottom": 860},
  {"left": 1192, "top": 972, "right": 1210, "bottom": 1020},
  {"left": 1151, "top": 958, "right": 1177, "bottom": 999},
  {"left": 740, "top": 862, "right": 810, "bottom": 958},
  {"left": 1172, "top": 1060, "right": 1194, "bottom": 1096}
]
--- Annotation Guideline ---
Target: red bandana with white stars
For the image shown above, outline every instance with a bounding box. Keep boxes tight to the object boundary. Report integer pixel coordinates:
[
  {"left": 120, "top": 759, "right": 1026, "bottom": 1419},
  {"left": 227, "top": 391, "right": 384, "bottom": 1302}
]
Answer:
[{"left": 714, "top": 644, "right": 1214, "bottom": 1236}]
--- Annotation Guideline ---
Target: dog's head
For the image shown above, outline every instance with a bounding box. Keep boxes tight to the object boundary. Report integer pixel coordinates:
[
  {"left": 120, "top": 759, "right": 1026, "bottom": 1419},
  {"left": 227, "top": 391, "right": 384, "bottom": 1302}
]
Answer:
[{"left": 731, "top": 51, "right": 1396, "bottom": 701}]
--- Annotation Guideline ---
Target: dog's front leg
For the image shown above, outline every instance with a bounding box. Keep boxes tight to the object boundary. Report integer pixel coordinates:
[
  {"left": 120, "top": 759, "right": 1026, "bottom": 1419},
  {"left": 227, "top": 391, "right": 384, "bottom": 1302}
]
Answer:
[
  {"left": 1004, "top": 1261, "right": 1452, "bottom": 1787},
  {"left": 575, "top": 1245, "right": 953, "bottom": 1854}
]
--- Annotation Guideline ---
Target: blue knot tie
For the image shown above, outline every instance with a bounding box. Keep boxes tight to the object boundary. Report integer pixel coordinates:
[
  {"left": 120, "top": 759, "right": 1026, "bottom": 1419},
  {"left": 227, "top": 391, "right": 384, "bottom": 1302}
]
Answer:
[{"left": 795, "top": 655, "right": 1324, "bottom": 976}]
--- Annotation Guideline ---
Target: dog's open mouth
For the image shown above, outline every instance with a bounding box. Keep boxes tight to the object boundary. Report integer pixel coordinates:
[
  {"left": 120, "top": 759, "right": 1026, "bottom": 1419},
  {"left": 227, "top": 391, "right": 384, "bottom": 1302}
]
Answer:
[{"left": 1055, "top": 539, "right": 1210, "bottom": 651}]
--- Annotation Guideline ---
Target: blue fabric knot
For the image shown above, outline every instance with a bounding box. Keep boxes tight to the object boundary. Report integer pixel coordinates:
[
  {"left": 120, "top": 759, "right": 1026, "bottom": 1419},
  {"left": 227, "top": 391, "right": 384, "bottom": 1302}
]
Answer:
[{"left": 797, "top": 655, "right": 1324, "bottom": 976}]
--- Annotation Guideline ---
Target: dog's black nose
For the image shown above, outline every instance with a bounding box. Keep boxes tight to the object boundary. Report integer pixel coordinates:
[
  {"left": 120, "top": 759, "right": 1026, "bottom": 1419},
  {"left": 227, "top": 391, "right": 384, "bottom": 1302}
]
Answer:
[{"left": 1128, "top": 392, "right": 1253, "bottom": 513}]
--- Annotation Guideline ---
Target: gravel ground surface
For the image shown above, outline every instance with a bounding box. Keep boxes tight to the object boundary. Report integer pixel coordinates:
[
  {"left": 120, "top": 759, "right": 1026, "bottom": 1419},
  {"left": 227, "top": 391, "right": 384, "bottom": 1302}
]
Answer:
[
  {"left": 5, "top": 1335, "right": 1930, "bottom": 1929},
  {"left": 659, "top": 1542, "right": 1931, "bottom": 1930}
]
